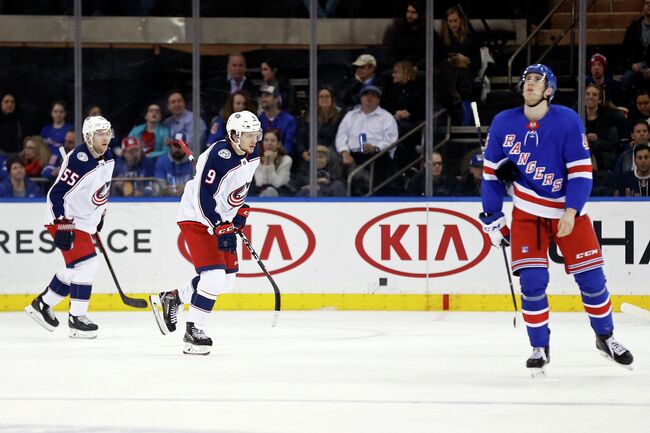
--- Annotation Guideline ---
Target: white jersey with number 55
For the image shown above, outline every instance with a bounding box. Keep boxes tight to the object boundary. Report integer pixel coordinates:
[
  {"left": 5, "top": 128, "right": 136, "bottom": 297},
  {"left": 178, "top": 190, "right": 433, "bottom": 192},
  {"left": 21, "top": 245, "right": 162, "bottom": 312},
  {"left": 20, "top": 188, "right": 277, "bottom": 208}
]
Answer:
[
  {"left": 177, "top": 139, "right": 260, "bottom": 230},
  {"left": 44, "top": 144, "right": 115, "bottom": 233}
]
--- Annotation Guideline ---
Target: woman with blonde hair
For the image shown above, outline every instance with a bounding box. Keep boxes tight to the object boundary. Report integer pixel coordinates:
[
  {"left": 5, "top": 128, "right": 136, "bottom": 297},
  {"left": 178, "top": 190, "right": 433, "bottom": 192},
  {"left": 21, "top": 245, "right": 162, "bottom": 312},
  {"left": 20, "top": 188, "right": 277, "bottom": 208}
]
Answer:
[{"left": 20, "top": 135, "right": 50, "bottom": 178}]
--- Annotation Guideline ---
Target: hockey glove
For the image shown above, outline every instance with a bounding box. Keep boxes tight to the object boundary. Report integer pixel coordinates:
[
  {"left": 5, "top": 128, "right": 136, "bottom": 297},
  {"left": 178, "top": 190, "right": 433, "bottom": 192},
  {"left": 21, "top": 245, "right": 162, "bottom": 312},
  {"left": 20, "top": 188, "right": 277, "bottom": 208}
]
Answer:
[
  {"left": 232, "top": 204, "right": 250, "bottom": 233},
  {"left": 96, "top": 211, "right": 105, "bottom": 233},
  {"left": 495, "top": 160, "right": 519, "bottom": 184},
  {"left": 53, "top": 218, "right": 76, "bottom": 251},
  {"left": 215, "top": 222, "right": 237, "bottom": 253},
  {"left": 479, "top": 212, "right": 511, "bottom": 248}
]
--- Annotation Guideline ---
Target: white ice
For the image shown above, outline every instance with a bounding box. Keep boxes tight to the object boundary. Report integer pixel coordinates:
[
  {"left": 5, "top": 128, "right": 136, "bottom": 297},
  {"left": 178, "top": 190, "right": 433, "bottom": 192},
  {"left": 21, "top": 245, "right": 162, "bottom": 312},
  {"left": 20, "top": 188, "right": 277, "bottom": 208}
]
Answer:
[{"left": 0, "top": 310, "right": 648, "bottom": 433}]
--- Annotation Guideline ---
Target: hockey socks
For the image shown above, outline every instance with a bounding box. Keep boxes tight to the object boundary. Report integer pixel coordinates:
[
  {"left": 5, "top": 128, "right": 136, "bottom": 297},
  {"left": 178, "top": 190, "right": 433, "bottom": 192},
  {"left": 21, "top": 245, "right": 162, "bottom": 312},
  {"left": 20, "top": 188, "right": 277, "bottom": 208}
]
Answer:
[
  {"left": 574, "top": 269, "right": 613, "bottom": 336},
  {"left": 519, "top": 268, "right": 550, "bottom": 347}
]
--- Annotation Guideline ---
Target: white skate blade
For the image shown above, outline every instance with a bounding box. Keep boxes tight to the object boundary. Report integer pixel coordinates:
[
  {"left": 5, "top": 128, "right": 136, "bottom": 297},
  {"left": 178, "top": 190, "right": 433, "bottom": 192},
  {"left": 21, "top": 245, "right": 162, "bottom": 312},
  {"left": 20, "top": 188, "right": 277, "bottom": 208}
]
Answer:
[
  {"left": 69, "top": 329, "right": 98, "bottom": 339},
  {"left": 24, "top": 305, "right": 56, "bottom": 332},
  {"left": 183, "top": 343, "right": 210, "bottom": 356},
  {"left": 598, "top": 350, "right": 634, "bottom": 371},
  {"left": 149, "top": 294, "right": 172, "bottom": 335},
  {"left": 528, "top": 367, "right": 547, "bottom": 378}
]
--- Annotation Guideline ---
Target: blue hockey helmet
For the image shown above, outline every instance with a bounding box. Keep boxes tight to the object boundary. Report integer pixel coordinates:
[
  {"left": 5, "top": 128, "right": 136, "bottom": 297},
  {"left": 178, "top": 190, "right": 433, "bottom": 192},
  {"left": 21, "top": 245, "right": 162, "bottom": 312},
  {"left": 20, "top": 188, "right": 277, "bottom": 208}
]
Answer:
[{"left": 519, "top": 63, "right": 557, "bottom": 101}]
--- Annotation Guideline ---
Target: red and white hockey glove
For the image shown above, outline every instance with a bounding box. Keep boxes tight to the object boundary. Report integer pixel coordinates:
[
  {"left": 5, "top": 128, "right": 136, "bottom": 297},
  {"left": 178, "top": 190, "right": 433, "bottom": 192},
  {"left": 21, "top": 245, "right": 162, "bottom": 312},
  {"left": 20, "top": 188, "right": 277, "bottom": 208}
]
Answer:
[
  {"left": 53, "top": 218, "right": 76, "bottom": 251},
  {"left": 479, "top": 212, "right": 510, "bottom": 248},
  {"left": 214, "top": 222, "right": 237, "bottom": 253},
  {"left": 232, "top": 204, "right": 250, "bottom": 234}
]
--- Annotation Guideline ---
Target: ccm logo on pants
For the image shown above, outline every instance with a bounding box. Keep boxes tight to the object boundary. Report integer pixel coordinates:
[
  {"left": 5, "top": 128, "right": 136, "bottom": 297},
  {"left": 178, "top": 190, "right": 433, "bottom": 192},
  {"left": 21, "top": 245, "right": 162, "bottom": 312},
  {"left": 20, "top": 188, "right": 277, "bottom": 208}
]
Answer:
[{"left": 576, "top": 249, "right": 599, "bottom": 259}]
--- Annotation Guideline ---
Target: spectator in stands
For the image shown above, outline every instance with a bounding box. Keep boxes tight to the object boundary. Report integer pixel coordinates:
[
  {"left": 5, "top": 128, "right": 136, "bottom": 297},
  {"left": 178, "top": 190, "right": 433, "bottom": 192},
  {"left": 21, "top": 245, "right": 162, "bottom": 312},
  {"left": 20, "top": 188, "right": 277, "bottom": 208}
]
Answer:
[
  {"left": 259, "top": 84, "right": 297, "bottom": 157},
  {"left": 438, "top": 6, "right": 481, "bottom": 120},
  {"left": 128, "top": 103, "right": 170, "bottom": 159},
  {"left": 621, "top": 0, "right": 650, "bottom": 92},
  {"left": 260, "top": 58, "right": 298, "bottom": 116},
  {"left": 338, "top": 54, "right": 383, "bottom": 109},
  {"left": 86, "top": 105, "right": 102, "bottom": 117},
  {"left": 617, "top": 143, "right": 650, "bottom": 196},
  {"left": 0, "top": 157, "right": 42, "bottom": 198},
  {"left": 207, "top": 90, "right": 256, "bottom": 145},
  {"left": 19, "top": 136, "right": 50, "bottom": 178},
  {"left": 252, "top": 129, "right": 293, "bottom": 197},
  {"left": 628, "top": 89, "right": 650, "bottom": 124},
  {"left": 615, "top": 120, "right": 649, "bottom": 175},
  {"left": 113, "top": 136, "right": 156, "bottom": 197},
  {"left": 335, "top": 85, "right": 398, "bottom": 195},
  {"left": 0, "top": 93, "right": 23, "bottom": 155},
  {"left": 0, "top": 153, "right": 7, "bottom": 181},
  {"left": 455, "top": 153, "right": 483, "bottom": 196},
  {"left": 383, "top": 0, "right": 426, "bottom": 65},
  {"left": 405, "top": 151, "right": 455, "bottom": 196},
  {"left": 294, "top": 145, "right": 346, "bottom": 197},
  {"left": 40, "top": 100, "right": 73, "bottom": 154},
  {"left": 154, "top": 132, "right": 193, "bottom": 197},
  {"left": 42, "top": 130, "right": 76, "bottom": 180},
  {"left": 584, "top": 84, "right": 628, "bottom": 171},
  {"left": 163, "top": 90, "right": 206, "bottom": 150},
  {"left": 210, "top": 53, "right": 257, "bottom": 116},
  {"left": 586, "top": 53, "right": 626, "bottom": 109},
  {"left": 296, "top": 86, "right": 342, "bottom": 166}
]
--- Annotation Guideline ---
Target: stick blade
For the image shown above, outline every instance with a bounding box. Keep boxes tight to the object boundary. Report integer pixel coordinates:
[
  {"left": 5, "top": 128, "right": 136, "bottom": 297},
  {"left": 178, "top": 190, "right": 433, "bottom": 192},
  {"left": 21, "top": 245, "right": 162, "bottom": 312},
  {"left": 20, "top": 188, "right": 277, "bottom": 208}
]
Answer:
[
  {"left": 121, "top": 295, "right": 148, "bottom": 309},
  {"left": 621, "top": 303, "right": 650, "bottom": 322}
]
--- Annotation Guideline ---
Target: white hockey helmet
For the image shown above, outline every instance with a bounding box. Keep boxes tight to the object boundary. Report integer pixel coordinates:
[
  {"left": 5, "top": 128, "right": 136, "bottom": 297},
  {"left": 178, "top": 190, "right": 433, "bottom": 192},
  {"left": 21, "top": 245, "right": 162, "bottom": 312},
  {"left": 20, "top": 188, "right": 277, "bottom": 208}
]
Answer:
[
  {"left": 82, "top": 115, "right": 114, "bottom": 146},
  {"left": 226, "top": 110, "right": 262, "bottom": 144}
]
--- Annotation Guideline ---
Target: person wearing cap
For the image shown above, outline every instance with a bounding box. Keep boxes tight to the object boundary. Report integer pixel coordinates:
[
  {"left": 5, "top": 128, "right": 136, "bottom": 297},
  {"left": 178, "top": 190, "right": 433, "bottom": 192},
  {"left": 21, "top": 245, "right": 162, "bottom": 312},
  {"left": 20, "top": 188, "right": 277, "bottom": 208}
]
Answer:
[
  {"left": 585, "top": 53, "right": 626, "bottom": 108},
  {"left": 154, "top": 132, "right": 194, "bottom": 196},
  {"left": 621, "top": 1, "right": 650, "bottom": 91},
  {"left": 258, "top": 83, "right": 297, "bottom": 157},
  {"left": 335, "top": 84, "right": 398, "bottom": 194},
  {"left": 294, "top": 144, "right": 346, "bottom": 197},
  {"left": 113, "top": 136, "right": 156, "bottom": 197},
  {"left": 455, "top": 152, "right": 483, "bottom": 196},
  {"left": 338, "top": 53, "right": 383, "bottom": 109},
  {"left": 128, "top": 103, "right": 171, "bottom": 159},
  {"left": 260, "top": 58, "right": 298, "bottom": 116}
]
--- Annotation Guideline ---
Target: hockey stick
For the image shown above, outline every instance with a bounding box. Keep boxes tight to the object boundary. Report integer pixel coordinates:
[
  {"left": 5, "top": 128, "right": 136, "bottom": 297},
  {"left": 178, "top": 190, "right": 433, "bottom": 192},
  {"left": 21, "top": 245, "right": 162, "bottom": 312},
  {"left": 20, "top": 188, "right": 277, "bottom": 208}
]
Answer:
[
  {"left": 177, "top": 138, "right": 282, "bottom": 325},
  {"left": 94, "top": 233, "right": 148, "bottom": 309},
  {"left": 56, "top": 146, "right": 148, "bottom": 309},
  {"left": 471, "top": 103, "right": 519, "bottom": 327},
  {"left": 621, "top": 303, "right": 650, "bottom": 322}
]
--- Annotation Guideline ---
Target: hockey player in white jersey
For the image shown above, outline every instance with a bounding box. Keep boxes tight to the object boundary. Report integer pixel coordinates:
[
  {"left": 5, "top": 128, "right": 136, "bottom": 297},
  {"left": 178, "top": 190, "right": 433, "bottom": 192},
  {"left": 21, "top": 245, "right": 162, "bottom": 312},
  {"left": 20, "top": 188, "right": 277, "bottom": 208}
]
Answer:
[
  {"left": 150, "top": 110, "right": 260, "bottom": 355},
  {"left": 25, "top": 116, "right": 115, "bottom": 339}
]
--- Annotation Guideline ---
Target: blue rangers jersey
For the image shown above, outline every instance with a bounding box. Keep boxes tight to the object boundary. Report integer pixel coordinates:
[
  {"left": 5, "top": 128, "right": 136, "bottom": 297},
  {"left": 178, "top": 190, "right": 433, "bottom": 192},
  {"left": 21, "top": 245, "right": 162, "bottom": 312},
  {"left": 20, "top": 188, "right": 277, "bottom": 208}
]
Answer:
[
  {"left": 44, "top": 144, "right": 115, "bottom": 233},
  {"left": 177, "top": 139, "right": 260, "bottom": 229},
  {"left": 482, "top": 105, "right": 593, "bottom": 219}
]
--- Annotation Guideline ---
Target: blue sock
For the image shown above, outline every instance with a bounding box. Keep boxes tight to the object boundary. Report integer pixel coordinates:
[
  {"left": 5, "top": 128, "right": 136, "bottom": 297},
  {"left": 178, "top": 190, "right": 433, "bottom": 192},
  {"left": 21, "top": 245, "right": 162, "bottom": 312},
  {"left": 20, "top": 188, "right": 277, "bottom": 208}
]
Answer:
[
  {"left": 575, "top": 268, "right": 613, "bottom": 337},
  {"left": 519, "top": 268, "right": 551, "bottom": 347}
]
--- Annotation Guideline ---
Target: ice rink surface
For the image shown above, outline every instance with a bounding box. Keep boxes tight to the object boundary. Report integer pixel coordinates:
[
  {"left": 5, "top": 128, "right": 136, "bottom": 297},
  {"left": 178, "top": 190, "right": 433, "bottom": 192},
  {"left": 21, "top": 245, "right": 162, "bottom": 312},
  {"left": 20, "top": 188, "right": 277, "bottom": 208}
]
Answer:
[{"left": 0, "top": 310, "right": 648, "bottom": 433}]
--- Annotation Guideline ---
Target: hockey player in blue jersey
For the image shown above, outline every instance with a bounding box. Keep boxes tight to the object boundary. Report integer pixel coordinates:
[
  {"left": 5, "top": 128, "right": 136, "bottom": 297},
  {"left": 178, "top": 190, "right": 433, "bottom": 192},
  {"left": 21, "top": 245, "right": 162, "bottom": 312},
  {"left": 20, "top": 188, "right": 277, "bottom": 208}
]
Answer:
[
  {"left": 479, "top": 64, "right": 633, "bottom": 376},
  {"left": 150, "top": 111, "right": 261, "bottom": 355},
  {"left": 25, "top": 116, "right": 115, "bottom": 339}
]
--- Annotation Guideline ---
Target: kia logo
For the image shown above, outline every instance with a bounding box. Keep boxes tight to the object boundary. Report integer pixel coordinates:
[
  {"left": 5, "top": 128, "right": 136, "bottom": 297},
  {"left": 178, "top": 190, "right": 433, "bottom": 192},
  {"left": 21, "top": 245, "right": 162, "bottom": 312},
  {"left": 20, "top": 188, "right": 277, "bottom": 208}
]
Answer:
[
  {"left": 178, "top": 208, "right": 316, "bottom": 277},
  {"left": 355, "top": 207, "right": 490, "bottom": 278}
]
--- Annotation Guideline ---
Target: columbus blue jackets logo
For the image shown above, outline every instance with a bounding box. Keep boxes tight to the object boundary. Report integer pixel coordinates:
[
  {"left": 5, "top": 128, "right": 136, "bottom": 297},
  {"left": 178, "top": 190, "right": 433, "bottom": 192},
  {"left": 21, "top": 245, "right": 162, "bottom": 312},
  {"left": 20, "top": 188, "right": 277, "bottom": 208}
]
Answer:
[
  {"left": 92, "top": 182, "right": 111, "bottom": 206},
  {"left": 227, "top": 183, "right": 250, "bottom": 208},
  {"left": 77, "top": 152, "right": 88, "bottom": 162},
  {"left": 218, "top": 149, "right": 231, "bottom": 159}
]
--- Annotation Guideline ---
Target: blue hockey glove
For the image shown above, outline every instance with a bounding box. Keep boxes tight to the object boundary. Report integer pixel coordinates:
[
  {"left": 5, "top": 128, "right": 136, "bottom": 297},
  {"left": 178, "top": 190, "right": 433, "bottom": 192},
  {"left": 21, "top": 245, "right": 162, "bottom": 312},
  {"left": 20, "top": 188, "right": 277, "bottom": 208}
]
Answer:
[
  {"left": 479, "top": 212, "right": 510, "bottom": 247},
  {"left": 215, "top": 222, "right": 237, "bottom": 253},
  {"left": 232, "top": 204, "right": 250, "bottom": 234},
  {"left": 53, "top": 218, "right": 75, "bottom": 251}
]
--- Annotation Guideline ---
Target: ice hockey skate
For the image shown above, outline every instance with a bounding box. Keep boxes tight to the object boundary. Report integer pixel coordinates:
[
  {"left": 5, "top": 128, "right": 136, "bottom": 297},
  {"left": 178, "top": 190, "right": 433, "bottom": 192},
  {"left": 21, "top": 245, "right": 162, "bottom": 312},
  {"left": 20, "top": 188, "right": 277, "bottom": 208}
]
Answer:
[
  {"left": 24, "top": 292, "right": 59, "bottom": 332},
  {"left": 68, "top": 314, "right": 98, "bottom": 339},
  {"left": 596, "top": 334, "right": 633, "bottom": 370},
  {"left": 526, "top": 346, "right": 550, "bottom": 377},
  {"left": 150, "top": 289, "right": 182, "bottom": 335},
  {"left": 183, "top": 322, "right": 212, "bottom": 355}
]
